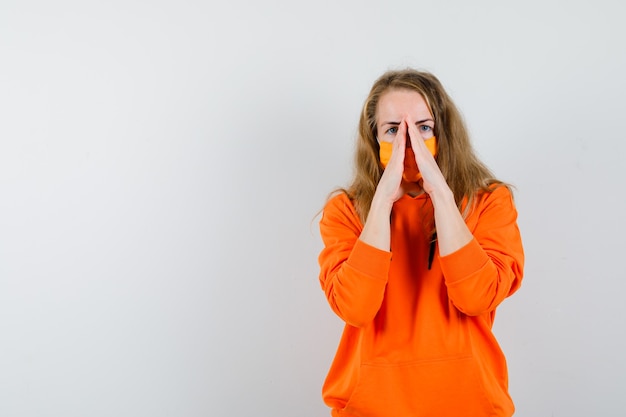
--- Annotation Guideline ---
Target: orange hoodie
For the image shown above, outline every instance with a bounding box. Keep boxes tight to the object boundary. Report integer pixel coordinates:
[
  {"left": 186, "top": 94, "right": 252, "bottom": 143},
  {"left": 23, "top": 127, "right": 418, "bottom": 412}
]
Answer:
[{"left": 318, "top": 186, "right": 524, "bottom": 417}]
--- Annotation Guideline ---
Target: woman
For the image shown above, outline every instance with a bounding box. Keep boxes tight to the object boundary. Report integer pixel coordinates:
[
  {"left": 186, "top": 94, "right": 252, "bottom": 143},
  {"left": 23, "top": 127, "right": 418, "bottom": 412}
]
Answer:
[{"left": 317, "top": 69, "right": 524, "bottom": 416}]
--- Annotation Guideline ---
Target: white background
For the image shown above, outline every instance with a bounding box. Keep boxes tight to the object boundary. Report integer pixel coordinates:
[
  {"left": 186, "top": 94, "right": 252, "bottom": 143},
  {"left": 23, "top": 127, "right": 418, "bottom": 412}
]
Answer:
[{"left": 1, "top": 1, "right": 625, "bottom": 416}]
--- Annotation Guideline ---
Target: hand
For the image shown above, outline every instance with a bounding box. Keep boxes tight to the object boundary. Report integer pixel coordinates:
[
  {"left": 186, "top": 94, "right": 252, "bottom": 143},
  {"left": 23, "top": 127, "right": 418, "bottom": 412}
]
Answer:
[
  {"left": 359, "top": 120, "right": 409, "bottom": 250},
  {"left": 406, "top": 116, "right": 449, "bottom": 197},
  {"left": 374, "top": 120, "right": 408, "bottom": 205}
]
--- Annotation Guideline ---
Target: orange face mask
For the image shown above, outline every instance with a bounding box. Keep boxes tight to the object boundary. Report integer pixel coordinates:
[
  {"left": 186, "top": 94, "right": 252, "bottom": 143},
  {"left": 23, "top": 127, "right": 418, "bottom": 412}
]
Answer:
[{"left": 379, "top": 137, "right": 437, "bottom": 182}]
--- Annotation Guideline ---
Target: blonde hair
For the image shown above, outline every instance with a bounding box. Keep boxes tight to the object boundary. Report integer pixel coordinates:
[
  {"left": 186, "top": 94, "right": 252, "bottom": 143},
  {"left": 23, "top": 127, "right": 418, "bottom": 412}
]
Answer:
[{"left": 342, "top": 68, "right": 506, "bottom": 224}]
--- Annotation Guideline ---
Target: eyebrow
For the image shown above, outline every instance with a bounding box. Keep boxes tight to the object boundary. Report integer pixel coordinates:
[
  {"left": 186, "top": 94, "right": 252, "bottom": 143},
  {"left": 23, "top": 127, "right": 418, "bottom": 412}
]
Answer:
[{"left": 381, "top": 118, "right": 434, "bottom": 126}]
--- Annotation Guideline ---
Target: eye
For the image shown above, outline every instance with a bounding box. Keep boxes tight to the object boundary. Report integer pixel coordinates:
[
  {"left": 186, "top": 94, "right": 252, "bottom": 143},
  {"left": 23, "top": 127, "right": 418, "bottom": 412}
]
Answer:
[
  {"left": 385, "top": 126, "right": 398, "bottom": 135},
  {"left": 419, "top": 125, "right": 433, "bottom": 133}
]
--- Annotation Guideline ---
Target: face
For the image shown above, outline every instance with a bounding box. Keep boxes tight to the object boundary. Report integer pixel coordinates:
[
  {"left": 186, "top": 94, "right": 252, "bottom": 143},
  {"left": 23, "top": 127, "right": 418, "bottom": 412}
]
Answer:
[{"left": 376, "top": 89, "right": 435, "bottom": 144}]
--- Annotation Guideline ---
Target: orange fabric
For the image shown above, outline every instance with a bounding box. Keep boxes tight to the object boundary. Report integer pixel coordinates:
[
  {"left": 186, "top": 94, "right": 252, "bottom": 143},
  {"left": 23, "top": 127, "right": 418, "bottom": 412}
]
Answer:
[{"left": 318, "top": 186, "right": 524, "bottom": 416}]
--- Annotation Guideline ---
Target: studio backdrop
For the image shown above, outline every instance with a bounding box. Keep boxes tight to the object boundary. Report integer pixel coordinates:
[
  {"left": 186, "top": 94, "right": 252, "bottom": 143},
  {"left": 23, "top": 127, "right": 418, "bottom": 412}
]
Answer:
[{"left": 1, "top": 1, "right": 625, "bottom": 416}]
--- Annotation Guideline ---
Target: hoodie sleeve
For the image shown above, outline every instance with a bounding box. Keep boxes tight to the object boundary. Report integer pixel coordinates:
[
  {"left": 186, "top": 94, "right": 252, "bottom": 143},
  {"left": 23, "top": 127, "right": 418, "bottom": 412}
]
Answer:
[
  {"left": 318, "top": 194, "right": 391, "bottom": 328},
  {"left": 439, "top": 186, "right": 524, "bottom": 316}
]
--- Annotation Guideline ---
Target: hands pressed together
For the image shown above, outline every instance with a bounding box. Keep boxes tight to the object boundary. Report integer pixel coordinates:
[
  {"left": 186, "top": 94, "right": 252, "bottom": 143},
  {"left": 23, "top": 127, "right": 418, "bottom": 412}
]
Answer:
[
  {"left": 362, "top": 116, "right": 472, "bottom": 255},
  {"left": 376, "top": 116, "right": 448, "bottom": 205}
]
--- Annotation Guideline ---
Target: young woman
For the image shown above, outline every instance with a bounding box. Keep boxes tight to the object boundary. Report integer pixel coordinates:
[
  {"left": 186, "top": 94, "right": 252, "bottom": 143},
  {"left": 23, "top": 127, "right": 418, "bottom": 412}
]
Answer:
[{"left": 318, "top": 69, "right": 524, "bottom": 416}]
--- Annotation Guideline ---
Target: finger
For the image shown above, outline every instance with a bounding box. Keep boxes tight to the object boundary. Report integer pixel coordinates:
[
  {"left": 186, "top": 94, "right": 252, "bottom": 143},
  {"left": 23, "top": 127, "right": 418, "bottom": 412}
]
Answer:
[
  {"left": 406, "top": 115, "right": 430, "bottom": 159},
  {"left": 395, "top": 119, "right": 407, "bottom": 153},
  {"left": 388, "top": 120, "right": 407, "bottom": 167}
]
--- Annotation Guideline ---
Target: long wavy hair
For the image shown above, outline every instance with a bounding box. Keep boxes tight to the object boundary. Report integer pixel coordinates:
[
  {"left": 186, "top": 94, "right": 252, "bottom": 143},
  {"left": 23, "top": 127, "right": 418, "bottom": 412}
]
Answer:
[{"left": 342, "top": 68, "right": 506, "bottom": 224}]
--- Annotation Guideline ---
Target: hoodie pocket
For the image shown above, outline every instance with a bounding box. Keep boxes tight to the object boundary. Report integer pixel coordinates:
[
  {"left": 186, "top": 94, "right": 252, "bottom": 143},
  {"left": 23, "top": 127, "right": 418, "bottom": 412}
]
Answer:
[{"left": 342, "top": 355, "right": 496, "bottom": 417}]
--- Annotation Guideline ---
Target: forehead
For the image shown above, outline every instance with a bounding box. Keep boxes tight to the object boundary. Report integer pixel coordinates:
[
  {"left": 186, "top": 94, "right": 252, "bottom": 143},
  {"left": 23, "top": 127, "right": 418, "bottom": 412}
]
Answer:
[{"left": 376, "top": 89, "right": 432, "bottom": 120}]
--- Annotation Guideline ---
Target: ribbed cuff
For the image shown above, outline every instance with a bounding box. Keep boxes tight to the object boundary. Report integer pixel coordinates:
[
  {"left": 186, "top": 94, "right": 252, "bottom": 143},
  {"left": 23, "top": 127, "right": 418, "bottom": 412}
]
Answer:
[
  {"left": 347, "top": 239, "right": 392, "bottom": 281},
  {"left": 440, "top": 238, "right": 490, "bottom": 284}
]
